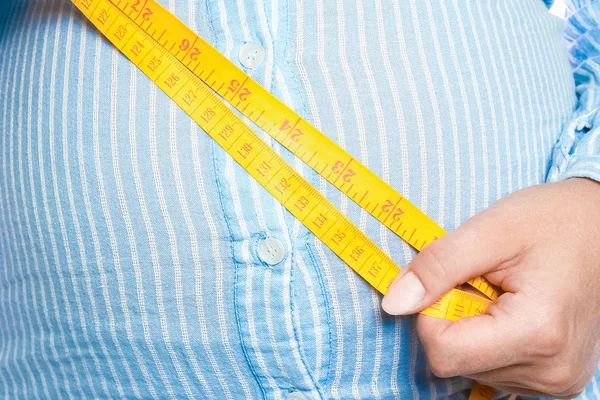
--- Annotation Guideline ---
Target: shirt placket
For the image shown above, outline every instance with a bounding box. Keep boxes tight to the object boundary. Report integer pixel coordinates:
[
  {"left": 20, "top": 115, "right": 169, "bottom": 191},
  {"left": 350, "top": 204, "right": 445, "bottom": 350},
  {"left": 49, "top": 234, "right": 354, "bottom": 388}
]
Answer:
[{"left": 204, "top": 0, "right": 322, "bottom": 398}]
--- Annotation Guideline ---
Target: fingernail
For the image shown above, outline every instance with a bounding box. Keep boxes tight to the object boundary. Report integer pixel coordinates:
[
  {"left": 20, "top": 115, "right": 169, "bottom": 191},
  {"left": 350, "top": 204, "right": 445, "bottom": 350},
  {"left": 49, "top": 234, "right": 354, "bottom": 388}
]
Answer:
[{"left": 381, "top": 271, "right": 426, "bottom": 315}]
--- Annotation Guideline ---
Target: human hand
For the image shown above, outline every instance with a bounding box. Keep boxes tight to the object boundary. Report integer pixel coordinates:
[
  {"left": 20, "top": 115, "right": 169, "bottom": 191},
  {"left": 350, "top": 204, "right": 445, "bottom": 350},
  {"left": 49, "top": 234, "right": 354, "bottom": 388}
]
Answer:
[{"left": 381, "top": 178, "right": 600, "bottom": 398}]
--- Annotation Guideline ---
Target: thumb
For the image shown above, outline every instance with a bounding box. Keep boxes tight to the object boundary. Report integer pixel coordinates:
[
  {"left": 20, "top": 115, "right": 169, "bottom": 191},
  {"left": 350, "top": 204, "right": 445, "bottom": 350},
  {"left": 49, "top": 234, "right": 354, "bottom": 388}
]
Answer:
[{"left": 382, "top": 210, "right": 519, "bottom": 315}]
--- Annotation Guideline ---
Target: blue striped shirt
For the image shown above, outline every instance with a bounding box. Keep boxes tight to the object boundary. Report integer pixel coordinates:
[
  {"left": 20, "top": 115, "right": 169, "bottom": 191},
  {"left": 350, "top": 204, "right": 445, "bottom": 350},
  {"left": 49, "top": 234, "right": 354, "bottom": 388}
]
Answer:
[{"left": 0, "top": 0, "right": 599, "bottom": 398}]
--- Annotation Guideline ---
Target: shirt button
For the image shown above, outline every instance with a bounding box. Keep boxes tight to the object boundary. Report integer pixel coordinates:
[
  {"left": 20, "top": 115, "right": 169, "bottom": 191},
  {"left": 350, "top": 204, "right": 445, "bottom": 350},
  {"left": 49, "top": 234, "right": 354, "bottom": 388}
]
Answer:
[
  {"left": 239, "top": 41, "right": 265, "bottom": 69},
  {"left": 258, "top": 237, "right": 286, "bottom": 265},
  {"left": 286, "top": 392, "right": 309, "bottom": 400}
]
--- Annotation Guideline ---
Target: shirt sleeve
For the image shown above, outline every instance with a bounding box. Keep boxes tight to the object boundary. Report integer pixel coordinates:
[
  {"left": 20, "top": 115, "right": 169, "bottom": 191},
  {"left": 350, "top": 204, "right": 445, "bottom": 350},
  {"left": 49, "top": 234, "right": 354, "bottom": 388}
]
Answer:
[{"left": 547, "top": 0, "right": 600, "bottom": 183}]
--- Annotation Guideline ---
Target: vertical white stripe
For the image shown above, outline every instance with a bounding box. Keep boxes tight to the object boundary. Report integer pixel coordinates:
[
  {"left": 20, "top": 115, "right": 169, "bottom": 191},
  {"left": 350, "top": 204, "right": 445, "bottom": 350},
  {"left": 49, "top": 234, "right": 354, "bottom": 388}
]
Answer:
[
  {"left": 466, "top": 2, "right": 502, "bottom": 203},
  {"left": 204, "top": 2, "right": 255, "bottom": 396},
  {"left": 389, "top": 320, "right": 402, "bottom": 397},
  {"left": 389, "top": 1, "right": 427, "bottom": 394},
  {"left": 2, "top": 2, "right": 44, "bottom": 396},
  {"left": 254, "top": 0, "right": 275, "bottom": 89},
  {"left": 159, "top": 1, "right": 221, "bottom": 389},
  {"left": 588, "top": 129, "right": 600, "bottom": 154},
  {"left": 357, "top": 1, "right": 407, "bottom": 396},
  {"left": 12, "top": 2, "right": 52, "bottom": 397},
  {"left": 414, "top": 0, "right": 457, "bottom": 244},
  {"left": 467, "top": 2, "right": 504, "bottom": 201},
  {"left": 89, "top": 41, "right": 146, "bottom": 397},
  {"left": 276, "top": 63, "right": 327, "bottom": 381},
  {"left": 408, "top": 0, "right": 436, "bottom": 216},
  {"left": 32, "top": 0, "right": 80, "bottom": 394},
  {"left": 477, "top": 2, "right": 514, "bottom": 196},
  {"left": 489, "top": 3, "right": 520, "bottom": 193},
  {"left": 437, "top": 0, "right": 477, "bottom": 219},
  {"left": 44, "top": 4, "right": 87, "bottom": 392},
  {"left": 373, "top": 1, "right": 408, "bottom": 395},
  {"left": 558, "top": 6, "right": 582, "bottom": 117},
  {"left": 235, "top": 204, "right": 280, "bottom": 397},
  {"left": 0, "top": 229, "right": 11, "bottom": 398},
  {"left": 274, "top": 68, "right": 324, "bottom": 393},
  {"left": 408, "top": 325, "right": 419, "bottom": 398},
  {"left": 373, "top": 0, "right": 414, "bottom": 266},
  {"left": 294, "top": 0, "right": 322, "bottom": 133},
  {"left": 150, "top": 3, "right": 216, "bottom": 389},
  {"left": 0, "top": 7, "right": 25, "bottom": 395},
  {"left": 104, "top": 37, "right": 148, "bottom": 397},
  {"left": 533, "top": 4, "right": 566, "bottom": 170},
  {"left": 159, "top": 106, "right": 215, "bottom": 397},
  {"left": 73, "top": 27, "right": 122, "bottom": 398},
  {"left": 0, "top": 18, "right": 20, "bottom": 388},
  {"left": 263, "top": 266, "right": 291, "bottom": 383},
  {"left": 99, "top": 59, "right": 159, "bottom": 398},
  {"left": 504, "top": 0, "right": 539, "bottom": 188},
  {"left": 124, "top": 66, "right": 183, "bottom": 400},
  {"left": 295, "top": 1, "right": 346, "bottom": 396},
  {"left": 415, "top": 1, "right": 472, "bottom": 394},
  {"left": 332, "top": 1, "right": 369, "bottom": 396},
  {"left": 450, "top": 2, "right": 491, "bottom": 209},
  {"left": 90, "top": 39, "right": 136, "bottom": 397},
  {"left": 495, "top": 2, "right": 526, "bottom": 191},
  {"left": 48, "top": 6, "right": 105, "bottom": 395},
  {"left": 271, "top": 0, "right": 279, "bottom": 40},
  {"left": 146, "top": 83, "right": 195, "bottom": 398},
  {"left": 22, "top": 0, "right": 64, "bottom": 393},
  {"left": 422, "top": 0, "right": 478, "bottom": 393},
  {"left": 0, "top": 223, "right": 17, "bottom": 397},
  {"left": 169, "top": 5, "right": 234, "bottom": 398},
  {"left": 524, "top": 7, "right": 557, "bottom": 162},
  {"left": 389, "top": 1, "right": 433, "bottom": 395},
  {"left": 234, "top": 0, "right": 251, "bottom": 41},
  {"left": 294, "top": 1, "right": 349, "bottom": 373},
  {"left": 189, "top": 132, "right": 253, "bottom": 398},
  {"left": 62, "top": 12, "right": 115, "bottom": 399}
]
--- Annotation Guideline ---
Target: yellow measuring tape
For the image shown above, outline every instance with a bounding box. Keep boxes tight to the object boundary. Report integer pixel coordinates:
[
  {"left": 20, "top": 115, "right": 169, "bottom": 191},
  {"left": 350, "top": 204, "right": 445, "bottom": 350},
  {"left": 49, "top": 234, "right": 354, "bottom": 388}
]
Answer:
[{"left": 72, "top": 0, "right": 499, "bottom": 397}]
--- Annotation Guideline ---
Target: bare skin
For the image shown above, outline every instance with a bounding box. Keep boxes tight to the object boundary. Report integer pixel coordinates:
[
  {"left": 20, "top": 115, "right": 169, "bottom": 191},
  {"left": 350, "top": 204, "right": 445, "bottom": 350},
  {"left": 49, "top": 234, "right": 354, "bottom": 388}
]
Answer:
[{"left": 382, "top": 177, "right": 600, "bottom": 398}]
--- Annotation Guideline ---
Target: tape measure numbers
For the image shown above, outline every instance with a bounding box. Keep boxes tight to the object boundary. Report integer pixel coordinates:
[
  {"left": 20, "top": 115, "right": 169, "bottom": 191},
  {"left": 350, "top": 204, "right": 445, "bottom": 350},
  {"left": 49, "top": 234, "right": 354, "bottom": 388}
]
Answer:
[
  {"left": 71, "top": 0, "right": 501, "bottom": 397},
  {"left": 74, "top": 0, "right": 498, "bottom": 328},
  {"left": 72, "top": 0, "right": 498, "bottom": 321}
]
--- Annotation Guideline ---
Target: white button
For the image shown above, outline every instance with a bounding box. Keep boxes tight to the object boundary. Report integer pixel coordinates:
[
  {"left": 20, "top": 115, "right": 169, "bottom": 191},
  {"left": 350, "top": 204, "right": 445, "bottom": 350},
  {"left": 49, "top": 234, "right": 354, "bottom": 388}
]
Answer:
[
  {"left": 258, "top": 238, "right": 285, "bottom": 265},
  {"left": 239, "top": 41, "right": 265, "bottom": 69},
  {"left": 286, "top": 392, "right": 308, "bottom": 400}
]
